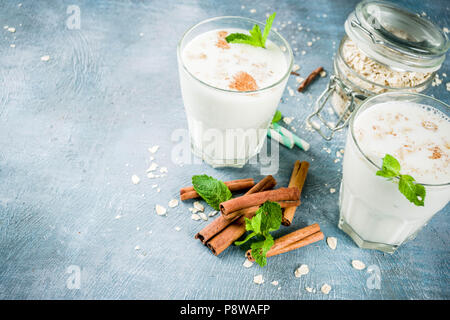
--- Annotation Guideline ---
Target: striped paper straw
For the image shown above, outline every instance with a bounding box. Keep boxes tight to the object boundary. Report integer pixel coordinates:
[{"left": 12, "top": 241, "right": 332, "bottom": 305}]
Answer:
[
  {"left": 271, "top": 122, "right": 310, "bottom": 151},
  {"left": 267, "top": 127, "right": 294, "bottom": 149}
]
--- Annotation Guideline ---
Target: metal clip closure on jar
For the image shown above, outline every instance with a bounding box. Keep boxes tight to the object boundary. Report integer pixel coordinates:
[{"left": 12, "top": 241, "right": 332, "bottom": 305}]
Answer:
[{"left": 307, "top": 0, "right": 449, "bottom": 140}]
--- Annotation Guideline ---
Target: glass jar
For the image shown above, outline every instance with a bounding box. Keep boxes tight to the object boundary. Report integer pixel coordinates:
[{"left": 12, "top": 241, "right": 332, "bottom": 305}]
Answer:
[{"left": 307, "top": 0, "right": 449, "bottom": 140}]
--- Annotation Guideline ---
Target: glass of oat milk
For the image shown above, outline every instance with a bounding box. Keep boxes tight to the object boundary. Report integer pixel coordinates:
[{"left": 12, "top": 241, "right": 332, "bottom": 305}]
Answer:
[
  {"left": 177, "top": 16, "right": 293, "bottom": 167},
  {"left": 339, "top": 92, "right": 450, "bottom": 253}
]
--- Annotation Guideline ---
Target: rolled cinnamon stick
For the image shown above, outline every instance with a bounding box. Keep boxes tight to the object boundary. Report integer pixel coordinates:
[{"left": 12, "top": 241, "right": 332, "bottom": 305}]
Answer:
[
  {"left": 282, "top": 160, "right": 310, "bottom": 226},
  {"left": 220, "top": 187, "right": 300, "bottom": 219},
  {"left": 246, "top": 224, "right": 323, "bottom": 261},
  {"left": 297, "top": 66, "right": 323, "bottom": 92},
  {"left": 180, "top": 178, "right": 255, "bottom": 201},
  {"left": 195, "top": 175, "right": 276, "bottom": 246}
]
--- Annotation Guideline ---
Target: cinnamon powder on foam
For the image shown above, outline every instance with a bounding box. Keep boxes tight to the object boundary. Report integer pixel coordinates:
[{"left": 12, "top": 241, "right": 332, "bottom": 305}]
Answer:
[
  {"left": 229, "top": 71, "right": 259, "bottom": 91},
  {"left": 216, "top": 31, "right": 230, "bottom": 49},
  {"left": 215, "top": 31, "right": 258, "bottom": 91}
]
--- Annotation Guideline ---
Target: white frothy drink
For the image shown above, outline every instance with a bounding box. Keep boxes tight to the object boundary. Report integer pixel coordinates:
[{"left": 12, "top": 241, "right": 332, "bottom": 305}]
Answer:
[
  {"left": 178, "top": 27, "right": 289, "bottom": 167},
  {"left": 340, "top": 100, "right": 450, "bottom": 251}
]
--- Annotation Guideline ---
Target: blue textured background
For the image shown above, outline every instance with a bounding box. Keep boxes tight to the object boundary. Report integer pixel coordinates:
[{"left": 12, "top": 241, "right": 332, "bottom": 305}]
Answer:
[{"left": 0, "top": 0, "right": 449, "bottom": 299}]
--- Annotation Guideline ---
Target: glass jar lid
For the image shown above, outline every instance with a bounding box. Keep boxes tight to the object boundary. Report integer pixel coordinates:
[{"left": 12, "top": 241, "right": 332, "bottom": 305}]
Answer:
[{"left": 344, "top": 0, "right": 449, "bottom": 72}]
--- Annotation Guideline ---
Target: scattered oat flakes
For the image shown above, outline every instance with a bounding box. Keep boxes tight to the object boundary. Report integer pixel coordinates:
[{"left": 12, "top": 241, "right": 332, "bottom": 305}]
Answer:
[
  {"left": 191, "top": 213, "right": 201, "bottom": 221},
  {"left": 199, "top": 212, "right": 208, "bottom": 221},
  {"left": 155, "top": 204, "right": 167, "bottom": 216},
  {"left": 307, "top": 41, "right": 312, "bottom": 47},
  {"left": 168, "top": 199, "right": 179, "bottom": 208},
  {"left": 134, "top": 245, "right": 140, "bottom": 250},
  {"left": 156, "top": 188, "right": 161, "bottom": 192},
  {"left": 159, "top": 167, "right": 168, "bottom": 173},
  {"left": 174, "top": 226, "right": 181, "bottom": 232},
  {"left": 41, "top": 55, "right": 50, "bottom": 62},
  {"left": 443, "top": 27, "right": 449, "bottom": 34},
  {"left": 193, "top": 201, "right": 204, "bottom": 212},
  {"left": 292, "top": 64, "right": 300, "bottom": 72},
  {"left": 253, "top": 274, "right": 264, "bottom": 284},
  {"left": 283, "top": 116, "right": 294, "bottom": 125},
  {"left": 351, "top": 260, "right": 366, "bottom": 270},
  {"left": 271, "top": 281, "right": 279, "bottom": 286},
  {"left": 320, "top": 70, "right": 327, "bottom": 77},
  {"left": 446, "top": 82, "right": 450, "bottom": 91},
  {"left": 7, "top": 27, "right": 15, "bottom": 33},
  {"left": 114, "top": 214, "right": 122, "bottom": 220},
  {"left": 131, "top": 174, "right": 140, "bottom": 184},
  {"left": 208, "top": 210, "right": 218, "bottom": 217},
  {"left": 243, "top": 259, "right": 253, "bottom": 268},
  {"left": 249, "top": 8, "right": 256, "bottom": 14},
  {"left": 287, "top": 86, "right": 295, "bottom": 96},
  {"left": 294, "top": 264, "right": 309, "bottom": 277},
  {"left": 305, "top": 286, "right": 314, "bottom": 293},
  {"left": 329, "top": 188, "right": 336, "bottom": 194},
  {"left": 326, "top": 237, "right": 337, "bottom": 250},
  {"left": 10, "top": 44, "right": 15, "bottom": 48},
  {"left": 146, "top": 162, "right": 158, "bottom": 172},
  {"left": 148, "top": 145, "right": 159, "bottom": 154},
  {"left": 321, "top": 283, "right": 332, "bottom": 294}
]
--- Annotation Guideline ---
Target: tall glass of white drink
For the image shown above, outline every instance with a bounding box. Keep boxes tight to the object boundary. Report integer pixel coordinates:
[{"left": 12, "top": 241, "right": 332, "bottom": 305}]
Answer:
[
  {"left": 339, "top": 92, "right": 450, "bottom": 253},
  {"left": 177, "top": 16, "right": 293, "bottom": 167}
]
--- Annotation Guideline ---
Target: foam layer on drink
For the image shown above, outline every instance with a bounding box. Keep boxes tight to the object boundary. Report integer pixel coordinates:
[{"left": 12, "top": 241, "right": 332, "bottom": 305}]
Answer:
[
  {"left": 182, "top": 29, "right": 287, "bottom": 91},
  {"left": 354, "top": 101, "right": 450, "bottom": 184}
]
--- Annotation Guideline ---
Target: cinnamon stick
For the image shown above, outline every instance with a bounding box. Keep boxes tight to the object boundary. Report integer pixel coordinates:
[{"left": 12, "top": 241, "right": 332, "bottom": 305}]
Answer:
[
  {"left": 297, "top": 66, "right": 323, "bottom": 92},
  {"left": 195, "top": 175, "right": 276, "bottom": 244},
  {"left": 246, "top": 224, "right": 323, "bottom": 261},
  {"left": 180, "top": 178, "right": 255, "bottom": 201},
  {"left": 290, "top": 71, "right": 300, "bottom": 76},
  {"left": 220, "top": 187, "right": 300, "bottom": 219},
  {"left": 195, "top": 176, "right": 277, "bottom": 255},
  {"left": 282, "top": 160, "right": 310, "bottom": 226}
]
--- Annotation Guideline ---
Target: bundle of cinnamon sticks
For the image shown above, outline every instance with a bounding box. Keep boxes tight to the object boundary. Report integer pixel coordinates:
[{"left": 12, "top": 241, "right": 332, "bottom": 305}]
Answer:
[{"left": 180, "top": 160, "right": 322, "bottom": 261}]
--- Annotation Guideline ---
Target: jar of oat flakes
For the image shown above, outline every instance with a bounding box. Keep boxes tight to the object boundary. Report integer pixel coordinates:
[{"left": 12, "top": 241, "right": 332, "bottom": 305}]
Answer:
[{"left": 307, "top": 0, "right": 449, "bottom": 140}]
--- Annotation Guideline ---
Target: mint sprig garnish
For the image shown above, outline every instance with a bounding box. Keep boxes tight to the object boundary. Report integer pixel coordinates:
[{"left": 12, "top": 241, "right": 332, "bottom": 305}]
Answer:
[
  {"left": 235, "top": 201, "right": 282, "bottom": 267},
  {"left": 271, "top": 110, "right": 282, "bottom": 124},
  {"left": 192, "top": 175, "right": 232, "bottom": 210},
  {"left": 376, "top": 154, "right": 426, "bottom": 206},
  {"left": 226, "top": 12, "right": 276, "bottom": 48}
]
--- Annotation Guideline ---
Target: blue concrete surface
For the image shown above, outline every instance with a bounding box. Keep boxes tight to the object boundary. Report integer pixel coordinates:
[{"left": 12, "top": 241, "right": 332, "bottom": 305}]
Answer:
[{"left": 0, "top": 0, "right": 448, "bottom": 299}]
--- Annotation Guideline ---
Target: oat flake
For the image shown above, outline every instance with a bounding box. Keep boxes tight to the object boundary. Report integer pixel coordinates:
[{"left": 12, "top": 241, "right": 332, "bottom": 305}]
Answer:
[
  {"left": 326, "top": 237, "right": 337, "bottom": 250},
  {"left": 294, "top": 264, "right": 309, "bottom": 277},
  {"left": 243, "top": 259, "right": 253, "bottom": 268},
  {"left": 253, "top": 274, "right": 264, "bottom": 284},
  {"left": 193, "top": 201, "right": 204, "bottom": 212},
  {"left": 321, "top": 283, "right": 332, "bottom": 294},
  {"left": 168, "top": 199, "right": 179, "bottom": 208},
  {"left": 131, "top": 175, "right": 140, "bottom": 184},
  {"left": 351, "top": 260, "right": 366, "bottom": 270},
  {"left": 155, "top": 204, "right": 167, "bottom": 216}
]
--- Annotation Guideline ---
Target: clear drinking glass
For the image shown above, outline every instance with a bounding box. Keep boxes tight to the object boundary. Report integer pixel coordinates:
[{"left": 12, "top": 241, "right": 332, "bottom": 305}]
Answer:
[
  {"left": 177, "top": 16, "right": 293, "bottom": 167},
  {"left": 338, "top": 92, "right": 450, "bottom": 253}
]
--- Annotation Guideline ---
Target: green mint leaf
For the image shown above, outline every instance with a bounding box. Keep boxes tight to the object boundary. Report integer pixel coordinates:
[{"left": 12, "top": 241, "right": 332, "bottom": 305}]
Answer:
[
  {"left": 271, "top": 110, "right": 282, "bottom": 123},
  {"left": 234, "top": 231, "right": 257, "bottom": 246},
  {"left": 251, "top": 234, "right": 274, "bottom": 267},
  {"left": 376, "top": 154, "right": 426, "bottom": 207},
  {"left": 258, "top": 201, "right": 282, "bottom": 232},
  {"left": 262, "top": 12, "right": 276, "bottom": 47},
  {"left": 192, "top": 175, "right": 232, "bottom": 210},
  {"left": 225, "top": 33, "right": 259, "bottom": 46},
  {"left": 226, "top": 12, "right": 276, "bottom": 48},
  {"left": 249, "top": 24, "right": 264, "bottom": 47},
  {"left": 234, "top": 201, "right": 282, "bottom": 266},
  {"left": 399, "top": 175, "right": 426, "bottom": 206},
  {"left": 376, "top": 154, "right": 400, "bottom": 178}
]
